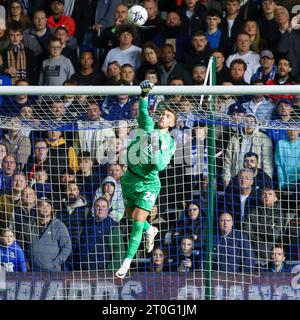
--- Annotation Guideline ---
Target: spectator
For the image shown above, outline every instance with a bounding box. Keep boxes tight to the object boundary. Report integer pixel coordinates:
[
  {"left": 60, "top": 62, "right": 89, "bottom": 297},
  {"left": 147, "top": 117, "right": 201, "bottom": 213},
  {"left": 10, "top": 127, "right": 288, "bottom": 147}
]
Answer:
[
  {"left": 71, "top": 50, "right": 106, "bottom": 85},
  {"left": 100, "top": 80, "right": 137, "bottom": 121},
  {"left": 75, "top": 151, "right": 102, "bottom": 207},
  {"left": 243, "top": 20, "right": 267, "bottom": 54},
  {"left": 277, "top": 8, "right": 300, "bottom": 81},
  {"left": 182, "top": 31, "right": 210, "bottom": 75},
  {"left": 243, "top": 186, "right": 289, "bottom": 267},
  {"left": 267, "top": 246, "right": 291, "bottom": 272},
  {"left": 275, "top": 6, "right": 291, "bottom": 35},
  {"left": 172, "top": 201, "right": 208, "bottom": 252},
  {"left": 220, "top": 0, "right": 245, "bottom": 55},
  {"left": 59, "top": 182, "right": 88, "bottom": 269},
  {"left": 136, "top": 41, "right": 160, "bottom": 83},
  {"left": 212, "top": 49, "right": 230, "bottom": 84},
  {"left": 241, "top": 81, "right": 276, "bottom": 121},
  {"left": 26, "top": 198, "right": 72, "bottom": 271},
  {"left": 105, "top": 60, "right": 122, "bottom": 84},
  {"left": 0, "top": 23, "right": 36, "bottom": 84},
  {"left": 31, "top": 165, "right": 52, "bottom": 199},
  {"left": 24, "top": 140, "right": 49, "bottom": 182},
  {"left": 54, "top": 26, "right": 78, "bottom": 71},
  {"left": 12, "top": 187, "right": 37, "bottom": 250},
  {"left": 212, "top": 212, "right": 255, "bottom": 273},
  {"left": 275, "top": 129, "right": 300, "bottom": 191},
  {"left": 266, "top": 57, "right": 295, "bottom": 103},
  {"left": 258, "top": 0, "right": 281, "bottom": 51},
  {"left": 9, "top": 172, "right": 27, "bottom": 202},
  {"left": 121, "top": 63, "right": 136, "bottom": 85},
  {"left": 94, "top": 3, "right": 129, "bottom": 67},
  {"left": 92, "top": 0, "right": 123, "bottom": 32},
  {"left": 205, "top": 9, "right": 224, "bottom": 50},
  {"left": 227, "top": 151, "right": 273, "bottom": 192},
  {"left": 0, "top": 228, "right": 26, "bottom": 272},
  {"left": 2, "top": 119, "right": 31, "bottom": 170},
  {"left": 251, "top": 49, "right": 278, "bottom": 83},
  {"left": 94, "top": 175, "right": 124, "bottom": 222},
  {"left": 178, "top": 0, "right": 207, "bottom": 35},
  {"left": 47, "top": 0, "right": 76, "bottom": 37},
  {"left": 22, "top": 9, "right": 53, "bottom": 69},
  {"left": 192, "top": 64, "right": 207, "bottom": 85},
  {"left": 140, "top": 0, "right": 164, "bottom": 45},
  {"left": 76, "top": 101, "right": 116, "bottom": 163},
  {"left": 76, "top": 197, "right": 125, "bottom": 271},
  {"left": 229, "top": 58, "right": 249, "bottom": 85},
  {"left": 153, "top": 11, "right": 191, "bottom": 62},
  {"left": 101, "top": 24, "right": 142, "bottom": 76},
  {"left": 223, "top": 113, "right": 273, "bottom": 185},
  {"left": 226, "top": 32, "right": 260, "bottom": 84},
  {"left": 173, "top": 235, "right": 202, "bottom": 272},
  {"left": 5, "top": 78, "right": 36, "bottom": 116},
  {"left": 222, "top": 168, "right": 262, "bottom": 228},
  {"left": 148, "top": 246, "right": 169, "bottom": 272},
  {"left": 7, "top": 0, "right": 32, "bottom": 30},
  {"left": 267, "top": 99, "right": 294, "bottom": 146},
  {"left": 46, "top": 130, "right": 78, "bottom": 198},
  {"left": 159, "top": 44, "right": 192, "bottom": 85},
  {"left": 0, "top": 155, "right": 17, "bottom": 194},
  {"left": 39, "top": 37, "right": 75, "bottom": 85}
]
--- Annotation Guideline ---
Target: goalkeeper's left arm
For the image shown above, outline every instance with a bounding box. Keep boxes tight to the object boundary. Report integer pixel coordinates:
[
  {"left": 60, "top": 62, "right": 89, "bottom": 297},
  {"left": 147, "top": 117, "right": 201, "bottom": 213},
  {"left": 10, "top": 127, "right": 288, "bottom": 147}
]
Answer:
[{"left": 138, "top": 80, "right": 155, "bottom": 133}]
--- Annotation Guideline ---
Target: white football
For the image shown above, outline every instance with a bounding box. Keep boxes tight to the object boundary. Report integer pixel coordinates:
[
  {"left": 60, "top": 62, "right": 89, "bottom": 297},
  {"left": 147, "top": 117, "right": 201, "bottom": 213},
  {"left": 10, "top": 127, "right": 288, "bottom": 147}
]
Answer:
[{"left": 128, "top": 5, "right": 148, "bottom": 26}]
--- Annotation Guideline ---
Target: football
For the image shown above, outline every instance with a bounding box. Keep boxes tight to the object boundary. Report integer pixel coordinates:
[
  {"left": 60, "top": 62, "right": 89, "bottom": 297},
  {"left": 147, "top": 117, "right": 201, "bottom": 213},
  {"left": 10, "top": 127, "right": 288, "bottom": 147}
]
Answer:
[{"left": 128, "top": 5, "right": 148, "bottom": 26}]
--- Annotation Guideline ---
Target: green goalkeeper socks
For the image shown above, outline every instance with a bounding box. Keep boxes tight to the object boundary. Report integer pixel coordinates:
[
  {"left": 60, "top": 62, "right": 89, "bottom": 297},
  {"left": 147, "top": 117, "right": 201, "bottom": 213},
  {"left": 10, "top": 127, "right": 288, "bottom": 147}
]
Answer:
[{"left": 126, "top": 220, "right": 144, "bottom": 259}]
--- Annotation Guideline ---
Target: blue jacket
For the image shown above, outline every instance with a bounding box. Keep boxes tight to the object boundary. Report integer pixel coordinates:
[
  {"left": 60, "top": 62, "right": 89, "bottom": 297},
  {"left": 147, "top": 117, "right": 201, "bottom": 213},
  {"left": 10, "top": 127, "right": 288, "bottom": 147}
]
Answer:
[
  {"left": 101, "top": 96, "right": 137, "bottom": 121},
  {"left": 212, "top": 229, "right": 255, "bottom": 273},
  {"left": 275, "top": 139, "right": 300, "bottom": 189},
  {"left": 0, "top": 241, "right": 27, "bottom": 272},
  {"left": 76, "top": 216, "right": 118, "bottom": 271}
]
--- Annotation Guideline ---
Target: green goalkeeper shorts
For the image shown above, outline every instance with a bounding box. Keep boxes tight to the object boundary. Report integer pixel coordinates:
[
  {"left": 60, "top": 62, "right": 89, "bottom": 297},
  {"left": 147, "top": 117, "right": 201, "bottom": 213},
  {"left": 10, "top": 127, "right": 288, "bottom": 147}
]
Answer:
[{"left": 121, "top": 169, "right": 160, "bottom": 212}]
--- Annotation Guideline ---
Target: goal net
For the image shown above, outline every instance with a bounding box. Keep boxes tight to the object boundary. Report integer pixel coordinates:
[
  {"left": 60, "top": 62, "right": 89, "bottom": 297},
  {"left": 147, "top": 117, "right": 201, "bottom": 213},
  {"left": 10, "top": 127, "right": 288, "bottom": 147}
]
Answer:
[{"left": 0, "top": 80, "right": 300, "bottom": 300}]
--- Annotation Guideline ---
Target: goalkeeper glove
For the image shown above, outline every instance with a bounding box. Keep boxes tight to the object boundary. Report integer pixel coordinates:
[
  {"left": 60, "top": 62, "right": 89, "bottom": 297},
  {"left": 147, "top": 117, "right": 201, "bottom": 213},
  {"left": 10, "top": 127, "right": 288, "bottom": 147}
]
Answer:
[{"left": 140, "top": 80, "right": 154, "bottom": 98}]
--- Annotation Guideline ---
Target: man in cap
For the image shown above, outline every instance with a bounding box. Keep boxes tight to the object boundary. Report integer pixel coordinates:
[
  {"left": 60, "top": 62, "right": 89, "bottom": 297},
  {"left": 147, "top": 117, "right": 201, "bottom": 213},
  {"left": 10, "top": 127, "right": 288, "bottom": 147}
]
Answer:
[{"left": 251, "top": 50, "right": 278, "bottom": 83}]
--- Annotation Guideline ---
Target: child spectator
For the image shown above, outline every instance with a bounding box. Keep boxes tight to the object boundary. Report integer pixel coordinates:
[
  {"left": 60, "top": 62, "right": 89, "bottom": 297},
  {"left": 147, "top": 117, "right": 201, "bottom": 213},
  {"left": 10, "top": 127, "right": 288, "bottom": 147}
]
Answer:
[
  {"left": 0, "top": 22, "right": 36, "bottom": 84},
  {"left": 31, "top": 165, "right": 52, "bottom": 199},
  {"left": 39, "top": 37, "right": 75, "bottom": 86},
  {"left": 0, "top": 228, "right": 26, "bottom": 272},
  {"left": 205, "top": 9, "right": 223, "bottom": 50},
  {"left": 174, "top": 235, "right": 202, "bottom": 272},
  {"left": 144, "top": 69, "right": 164, "bottom": 113}
]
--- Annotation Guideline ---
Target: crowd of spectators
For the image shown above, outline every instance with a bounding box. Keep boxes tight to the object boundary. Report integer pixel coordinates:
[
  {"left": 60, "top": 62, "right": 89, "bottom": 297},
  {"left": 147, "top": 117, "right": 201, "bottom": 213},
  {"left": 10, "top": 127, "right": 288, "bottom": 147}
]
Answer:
[{"left": 0, "top": 0, "right": 299, "bottom": 275}]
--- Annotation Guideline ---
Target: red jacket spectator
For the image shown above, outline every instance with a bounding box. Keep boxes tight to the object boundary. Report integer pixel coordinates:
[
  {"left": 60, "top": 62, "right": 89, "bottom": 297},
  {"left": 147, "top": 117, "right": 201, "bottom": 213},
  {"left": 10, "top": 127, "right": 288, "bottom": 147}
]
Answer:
[{"left": 47, "top": 15, "right": 76, "bottom": 37}]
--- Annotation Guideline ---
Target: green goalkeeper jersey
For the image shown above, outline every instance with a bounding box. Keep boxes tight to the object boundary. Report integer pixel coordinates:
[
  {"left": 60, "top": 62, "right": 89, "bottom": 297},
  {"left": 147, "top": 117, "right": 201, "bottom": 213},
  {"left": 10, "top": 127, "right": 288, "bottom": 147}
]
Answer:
[{"left": 127, "top": 97, "right": 176, "bottom": 181}]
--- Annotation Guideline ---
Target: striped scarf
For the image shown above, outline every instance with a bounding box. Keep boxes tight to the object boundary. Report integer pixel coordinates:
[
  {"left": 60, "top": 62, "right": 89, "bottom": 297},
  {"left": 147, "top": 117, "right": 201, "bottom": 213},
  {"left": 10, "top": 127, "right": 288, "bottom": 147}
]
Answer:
[{"left": 7, "top": 43, "right": 27, "bottom": 84}]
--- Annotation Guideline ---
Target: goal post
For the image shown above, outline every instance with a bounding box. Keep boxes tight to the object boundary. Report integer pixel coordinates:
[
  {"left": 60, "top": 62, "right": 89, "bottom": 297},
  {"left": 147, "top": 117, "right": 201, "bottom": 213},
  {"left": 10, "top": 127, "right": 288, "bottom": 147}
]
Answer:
[{"left": 0, "top": 76, "right": 300, "bottom": 300}]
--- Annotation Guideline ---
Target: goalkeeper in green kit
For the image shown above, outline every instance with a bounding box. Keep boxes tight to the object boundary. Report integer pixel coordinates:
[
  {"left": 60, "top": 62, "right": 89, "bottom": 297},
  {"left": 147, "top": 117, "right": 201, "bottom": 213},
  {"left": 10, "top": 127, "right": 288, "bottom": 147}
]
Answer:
[{"left": 116, "top": 80, "right": 177, "bottom": 279}]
